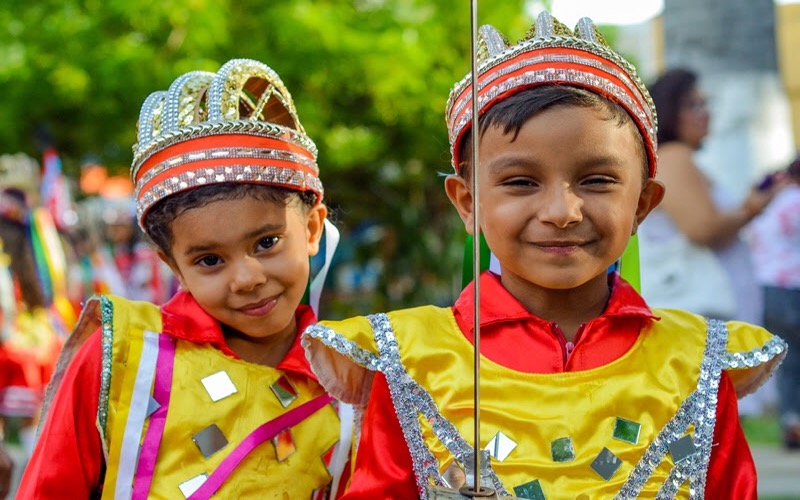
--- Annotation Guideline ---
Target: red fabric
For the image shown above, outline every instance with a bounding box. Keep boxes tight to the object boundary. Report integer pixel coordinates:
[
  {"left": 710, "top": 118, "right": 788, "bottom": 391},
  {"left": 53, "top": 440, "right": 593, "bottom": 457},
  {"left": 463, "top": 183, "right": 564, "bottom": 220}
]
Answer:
[
  {"left": 454, "top": 272, "right": 655, "bottom": 372},
  {"left": 17, "top": 291, "right": 318, "bottom": 498},
  {"left": 16, "top": 330, "right": 104, "bottom": 498},
  {"left": 343, "top": 271, "right": 757, "bottom": 498}
]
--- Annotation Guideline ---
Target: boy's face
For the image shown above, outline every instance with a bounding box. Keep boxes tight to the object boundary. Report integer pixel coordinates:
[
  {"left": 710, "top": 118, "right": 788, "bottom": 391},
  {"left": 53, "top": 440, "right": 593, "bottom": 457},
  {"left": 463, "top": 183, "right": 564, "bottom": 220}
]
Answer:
[
  {"left": 161, "top": 195, "right": 326, "bottom": 346},
  {"left": 446, "top": 104, "right": 664, "bottom": 301}
]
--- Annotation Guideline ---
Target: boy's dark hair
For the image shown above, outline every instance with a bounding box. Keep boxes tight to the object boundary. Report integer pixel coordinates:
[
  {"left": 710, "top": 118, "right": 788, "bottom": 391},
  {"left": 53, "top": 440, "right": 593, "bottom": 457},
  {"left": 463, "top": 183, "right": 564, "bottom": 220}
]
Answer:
[
  {"left": 144, "top": 183, "right": 317, "bottom": 257},
  {"left": 648, "top": 68, "right": 698, "bottom": 145},
  {"left": 457, "top": 85, "right": 648, "bottom": 182}
]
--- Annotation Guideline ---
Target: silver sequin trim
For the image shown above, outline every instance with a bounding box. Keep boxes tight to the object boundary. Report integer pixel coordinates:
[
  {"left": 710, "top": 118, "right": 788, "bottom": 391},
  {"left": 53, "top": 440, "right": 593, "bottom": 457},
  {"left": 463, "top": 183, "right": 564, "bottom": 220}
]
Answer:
[
  {"left": 98, "top": 296, "right": 114, "bottom": 450},
  {"left": 368, "top": 313, "right": 509, "bottom": 499},
  {"left": 617, "top": 319, "right": 728, "bottom": 499},
  {"left": 302, "top": 324, "right": 383, "bottom": 373},
  {"left": 721, "top": 335, "right": 787, "bottom": 370}
]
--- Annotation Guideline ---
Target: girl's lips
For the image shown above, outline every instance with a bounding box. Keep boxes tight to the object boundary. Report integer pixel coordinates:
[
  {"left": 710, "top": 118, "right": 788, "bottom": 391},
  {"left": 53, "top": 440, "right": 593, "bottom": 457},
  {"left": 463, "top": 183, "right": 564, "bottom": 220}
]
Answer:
[{"left": 238, "top": 297, "right": 278, "bottom": 317}]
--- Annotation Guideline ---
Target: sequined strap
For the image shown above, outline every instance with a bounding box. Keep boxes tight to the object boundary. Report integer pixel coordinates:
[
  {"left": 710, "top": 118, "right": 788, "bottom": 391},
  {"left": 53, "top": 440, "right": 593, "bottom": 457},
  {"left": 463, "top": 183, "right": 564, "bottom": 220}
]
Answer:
[
  {"left": 367, "top": 313, "right": 509, "bottom": 499},
  {"left": 616, "top": 319, "right": 728, "bottom": 499}
]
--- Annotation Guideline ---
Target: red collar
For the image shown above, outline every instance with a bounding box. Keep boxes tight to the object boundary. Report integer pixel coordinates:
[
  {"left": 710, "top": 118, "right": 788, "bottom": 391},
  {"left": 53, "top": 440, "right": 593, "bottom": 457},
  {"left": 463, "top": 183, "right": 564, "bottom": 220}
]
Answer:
[
  {"left": 453, "top": 271, "right": 656, "bottom": 334},
  {"left": 160, "top": 290, "right": 318, "bottom": 379}
]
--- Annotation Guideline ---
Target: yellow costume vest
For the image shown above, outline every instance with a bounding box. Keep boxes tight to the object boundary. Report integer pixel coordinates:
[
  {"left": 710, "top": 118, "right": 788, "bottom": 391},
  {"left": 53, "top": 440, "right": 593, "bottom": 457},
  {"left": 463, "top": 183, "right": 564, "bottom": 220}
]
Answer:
[
  {"left": 304, "top": 306, "right": 785, "bottom": 499},
  {"left": 88, "top": 295, "right": 342, "bottom": 499}
]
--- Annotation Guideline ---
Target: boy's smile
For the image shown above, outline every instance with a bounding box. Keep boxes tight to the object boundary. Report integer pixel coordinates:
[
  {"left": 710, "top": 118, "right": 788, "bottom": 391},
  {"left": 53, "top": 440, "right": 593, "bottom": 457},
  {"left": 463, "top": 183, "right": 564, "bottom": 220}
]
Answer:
[
  {"left": 162, "top": 195, "right": 325, "bottom": 364},
  {"left": 447, "top": 104, "right": 663, "bottom": 313}
]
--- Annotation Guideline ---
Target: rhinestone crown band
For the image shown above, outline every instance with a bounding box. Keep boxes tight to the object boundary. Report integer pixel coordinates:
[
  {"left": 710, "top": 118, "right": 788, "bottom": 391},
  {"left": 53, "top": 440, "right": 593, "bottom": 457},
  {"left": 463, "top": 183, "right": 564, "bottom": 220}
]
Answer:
[
  {"left": 446, "top": 11, "right": 657, "bottom": 177},
  {"left": 131, "top": 58, "right": 322, "bottom": 227}
]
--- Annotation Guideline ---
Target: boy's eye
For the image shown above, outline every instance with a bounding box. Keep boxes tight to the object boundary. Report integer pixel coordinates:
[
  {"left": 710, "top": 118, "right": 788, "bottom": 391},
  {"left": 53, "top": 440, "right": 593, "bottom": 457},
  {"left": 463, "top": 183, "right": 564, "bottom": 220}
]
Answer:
[
  {"left": 257, "top": 236, "right": 279, "bottom": 252},
  {"left": 503, "top": 177, "right": 537, "bottom": 187},
  {"left": 197, "top": 255, "right": 221, "bottom": 267},
  {"left": 583, "top": 175, "right": 616, "bottom": 186}
]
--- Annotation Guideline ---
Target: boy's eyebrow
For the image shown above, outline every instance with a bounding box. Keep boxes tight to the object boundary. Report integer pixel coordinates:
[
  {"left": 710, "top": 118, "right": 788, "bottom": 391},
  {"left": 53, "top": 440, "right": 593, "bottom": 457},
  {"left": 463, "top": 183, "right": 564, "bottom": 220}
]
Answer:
[
  {"left": 182, "top": 223, "right": 285, "bottom": 256},
  {"left": 487, "top": 154, "right": 627, "bottom": 173},
  {"left": 486, "top": 155, "right": 537, "bottom": 172}
]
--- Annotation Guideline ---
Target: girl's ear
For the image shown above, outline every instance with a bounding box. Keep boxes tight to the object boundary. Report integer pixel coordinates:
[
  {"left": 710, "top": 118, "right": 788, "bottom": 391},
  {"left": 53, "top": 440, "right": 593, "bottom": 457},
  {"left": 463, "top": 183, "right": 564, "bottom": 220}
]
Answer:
[
  {"left": 305, "top": 203, "right": 328, "bottom": 256},
  {"left": 444, "top": 174, "right": 476, "bottom": 235}
]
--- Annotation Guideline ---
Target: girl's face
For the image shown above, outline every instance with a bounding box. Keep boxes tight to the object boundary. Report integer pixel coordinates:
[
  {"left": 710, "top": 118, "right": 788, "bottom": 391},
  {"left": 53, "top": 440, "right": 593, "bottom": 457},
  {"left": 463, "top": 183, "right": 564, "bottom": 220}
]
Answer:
[
  {"left": 446, "top": 104, "right": 663, "bottom": 309},
  {"left": 162, "top": 195, "right": 325, "bottom": 358}
]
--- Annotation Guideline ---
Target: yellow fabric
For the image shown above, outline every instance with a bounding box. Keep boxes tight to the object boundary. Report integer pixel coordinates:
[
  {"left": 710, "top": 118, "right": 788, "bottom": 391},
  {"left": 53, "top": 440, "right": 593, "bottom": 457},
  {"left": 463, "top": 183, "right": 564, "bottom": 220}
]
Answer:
[
  {"left": 102, "top": 296, "right": 163, "bottom": 497},
  {"left": 102, "top": 296, "right": 339, "bottom": 499},
  {"left": 321, "top": 306, "right": 776, "bottom": 497}
]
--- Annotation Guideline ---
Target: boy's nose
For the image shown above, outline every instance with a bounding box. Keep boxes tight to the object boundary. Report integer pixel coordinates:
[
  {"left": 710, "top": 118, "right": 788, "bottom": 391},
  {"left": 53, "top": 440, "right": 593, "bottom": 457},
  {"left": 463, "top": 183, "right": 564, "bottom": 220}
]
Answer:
[
  {"left": 538, "top": 186, "right": 583, "bottom": 228},
  {"left": 230, "top": 256, "right": 268, "bottom": 292}
]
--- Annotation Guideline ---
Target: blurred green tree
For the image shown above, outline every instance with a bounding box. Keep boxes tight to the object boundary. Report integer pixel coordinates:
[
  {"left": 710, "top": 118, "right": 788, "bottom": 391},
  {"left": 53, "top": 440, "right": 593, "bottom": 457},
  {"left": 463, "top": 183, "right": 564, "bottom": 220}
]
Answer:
[{"left": 0, "top": 1, "right": 575, "bottom": 315}]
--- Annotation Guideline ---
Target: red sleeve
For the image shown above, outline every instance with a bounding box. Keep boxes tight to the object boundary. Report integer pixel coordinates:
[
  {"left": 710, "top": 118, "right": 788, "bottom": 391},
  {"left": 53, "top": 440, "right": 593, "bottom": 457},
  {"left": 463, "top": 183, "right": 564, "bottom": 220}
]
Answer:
[
  {"left": 342, "top": 373, "right": 417, "bottom": 499},
  {"left": 17, "top": 329, "right": 104, "bottom": 498},
  {"left": 705, "top": 371, "right": 757, "bottom": 498}
]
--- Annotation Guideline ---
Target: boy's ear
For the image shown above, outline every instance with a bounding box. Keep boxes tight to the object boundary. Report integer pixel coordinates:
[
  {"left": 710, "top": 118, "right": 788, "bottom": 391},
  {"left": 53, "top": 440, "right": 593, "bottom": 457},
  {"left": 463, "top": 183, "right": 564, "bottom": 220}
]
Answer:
[
  {"left": 305, "top": 203, "right": 327, "bottom": 256},
  {"left": 157, "top": 250, "right": 187, "bottom": 290},
  {"left": 444, "top": 174, "right": 475, "bottom": 235},
  {"left": 632, "top": 178, "right": 666, "bottom": 234}
]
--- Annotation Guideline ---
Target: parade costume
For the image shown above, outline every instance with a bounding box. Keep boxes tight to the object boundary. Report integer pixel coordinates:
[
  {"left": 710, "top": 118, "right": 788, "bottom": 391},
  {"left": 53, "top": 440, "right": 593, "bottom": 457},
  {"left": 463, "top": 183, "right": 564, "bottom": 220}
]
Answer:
[
  {"left": 21, "top": 58, "right": 348, "bottom": 499},
  {"left": 305, "top": 273, "right": 785, "bottom": 498},
  {"left": 304, "top": 12, "right": 787, "bottom": 499},
  {"left": 24, "top": 292, "right": 345, "bottom": 499}
]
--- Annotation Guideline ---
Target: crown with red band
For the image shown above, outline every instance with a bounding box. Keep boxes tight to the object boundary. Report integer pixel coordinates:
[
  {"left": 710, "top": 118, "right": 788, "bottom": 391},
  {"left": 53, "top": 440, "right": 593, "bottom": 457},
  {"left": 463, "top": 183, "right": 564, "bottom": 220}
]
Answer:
[
  {"left": 131, "top": 58, "right": 323, "bottom": 229},
  {"left": 446, "top": 12, "right": 658, "bottom": 177}
]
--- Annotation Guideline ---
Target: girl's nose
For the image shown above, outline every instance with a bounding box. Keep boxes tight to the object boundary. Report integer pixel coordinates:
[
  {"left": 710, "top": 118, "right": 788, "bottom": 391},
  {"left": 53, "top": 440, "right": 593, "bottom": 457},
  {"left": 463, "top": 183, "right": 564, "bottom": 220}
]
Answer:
[{"left": 230, "top": 256, "right": 267, "bottom": 293}]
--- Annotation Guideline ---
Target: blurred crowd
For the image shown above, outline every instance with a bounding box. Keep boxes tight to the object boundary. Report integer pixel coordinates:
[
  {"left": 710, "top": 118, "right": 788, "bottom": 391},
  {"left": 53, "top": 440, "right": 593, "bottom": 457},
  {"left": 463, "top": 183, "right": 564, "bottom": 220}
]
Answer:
[{"left": 0, "top": 152, "right": 176, "bottom": 466}]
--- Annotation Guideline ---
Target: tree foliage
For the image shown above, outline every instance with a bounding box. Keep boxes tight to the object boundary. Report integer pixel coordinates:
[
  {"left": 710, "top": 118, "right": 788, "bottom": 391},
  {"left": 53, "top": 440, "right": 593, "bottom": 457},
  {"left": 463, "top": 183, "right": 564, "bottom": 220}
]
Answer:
[{"left": 0, "top": 0, "right": 537, "bottom": 315}]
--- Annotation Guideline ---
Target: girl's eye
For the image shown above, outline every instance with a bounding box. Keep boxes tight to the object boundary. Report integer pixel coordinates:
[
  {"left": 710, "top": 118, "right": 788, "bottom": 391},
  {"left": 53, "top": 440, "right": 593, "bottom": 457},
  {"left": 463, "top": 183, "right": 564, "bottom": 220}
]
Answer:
[
  {"left": 197, "top": 255, "right": 221, "bottom": 267},
  {"left": 257, "top": 236, "right": 279, "bottom": 252}
]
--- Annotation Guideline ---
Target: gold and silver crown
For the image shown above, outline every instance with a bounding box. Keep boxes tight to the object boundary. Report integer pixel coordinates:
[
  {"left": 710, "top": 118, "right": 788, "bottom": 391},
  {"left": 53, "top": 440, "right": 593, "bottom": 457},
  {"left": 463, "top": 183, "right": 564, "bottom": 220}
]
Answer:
[
  {"left": 446, "top": 11, "right": 658, "bottom": 176},
  {"left": 131, "top": 58, "right": 322, "bottom": 227}
]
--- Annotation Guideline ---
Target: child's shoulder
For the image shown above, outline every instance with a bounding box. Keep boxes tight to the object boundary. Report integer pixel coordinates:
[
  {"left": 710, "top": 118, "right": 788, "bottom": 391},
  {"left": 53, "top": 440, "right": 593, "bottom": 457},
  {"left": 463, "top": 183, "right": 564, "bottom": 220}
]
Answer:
[
  {"left": 319, "top": 304, "right": 449, "bottom": 330},
  {"left": 650, "top": 307, "right": 787, "bottom": 397}
]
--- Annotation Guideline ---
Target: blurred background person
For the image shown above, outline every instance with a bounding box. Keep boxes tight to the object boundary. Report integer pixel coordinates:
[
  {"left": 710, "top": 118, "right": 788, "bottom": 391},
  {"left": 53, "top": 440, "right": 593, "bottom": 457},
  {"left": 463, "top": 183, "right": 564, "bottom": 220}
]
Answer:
[
  {"left": 0, "top": 153, "right": 74, "bottom": 490},
  {"left": 638, "top": 68, "right": 780, "bottom": 417},
  {"left": 749, "top": 155, "right": 800, "bottom": 450}
]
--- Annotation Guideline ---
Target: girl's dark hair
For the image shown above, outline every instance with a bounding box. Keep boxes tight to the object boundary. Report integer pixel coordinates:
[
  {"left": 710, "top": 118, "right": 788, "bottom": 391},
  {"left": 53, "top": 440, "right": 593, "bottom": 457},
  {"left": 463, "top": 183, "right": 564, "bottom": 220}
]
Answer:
[
  {"left": 648, "top": 68, "right": 698, "bottom": 145},
  {"left": 144, "top": 183, "right": 317, "bottom": 257},
  {"left": 458, "top": 85, "right": 647, "bottom": 181}
]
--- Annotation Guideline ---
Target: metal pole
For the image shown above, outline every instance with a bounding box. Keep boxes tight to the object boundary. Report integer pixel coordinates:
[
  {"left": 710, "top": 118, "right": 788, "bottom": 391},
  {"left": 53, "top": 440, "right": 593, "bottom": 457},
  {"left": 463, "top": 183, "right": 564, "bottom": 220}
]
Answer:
[{"left": 469, "top": 0, "right": 482, "bottom": 493}]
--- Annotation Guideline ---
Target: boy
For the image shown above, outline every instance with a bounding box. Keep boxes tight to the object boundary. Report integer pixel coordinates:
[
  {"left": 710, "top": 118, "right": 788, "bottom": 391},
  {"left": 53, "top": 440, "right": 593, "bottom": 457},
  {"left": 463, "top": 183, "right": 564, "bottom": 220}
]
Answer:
[
  {"left": 303, "top": 12, "right": 787, "bottom": 499},
  {"left": 19, "top": 58, "right": 349, "bottom": 499}
]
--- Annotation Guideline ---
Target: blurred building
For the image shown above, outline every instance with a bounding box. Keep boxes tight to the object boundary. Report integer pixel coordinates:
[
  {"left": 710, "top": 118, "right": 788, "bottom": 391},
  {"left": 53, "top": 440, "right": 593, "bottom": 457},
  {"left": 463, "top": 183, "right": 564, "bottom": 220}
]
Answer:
[{"left": 613, "top": 1, "right": 798, "bottom": 199}]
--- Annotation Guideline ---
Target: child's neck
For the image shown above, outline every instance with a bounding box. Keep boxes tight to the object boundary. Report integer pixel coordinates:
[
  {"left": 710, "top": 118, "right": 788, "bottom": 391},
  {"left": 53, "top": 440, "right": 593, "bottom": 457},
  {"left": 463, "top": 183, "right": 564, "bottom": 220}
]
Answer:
[
  {"left": 502, "top": 274, "right": 612, "bottom": 342},
  {"left": 223, "top": 322, "right": 297, "bottom": 367}
]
